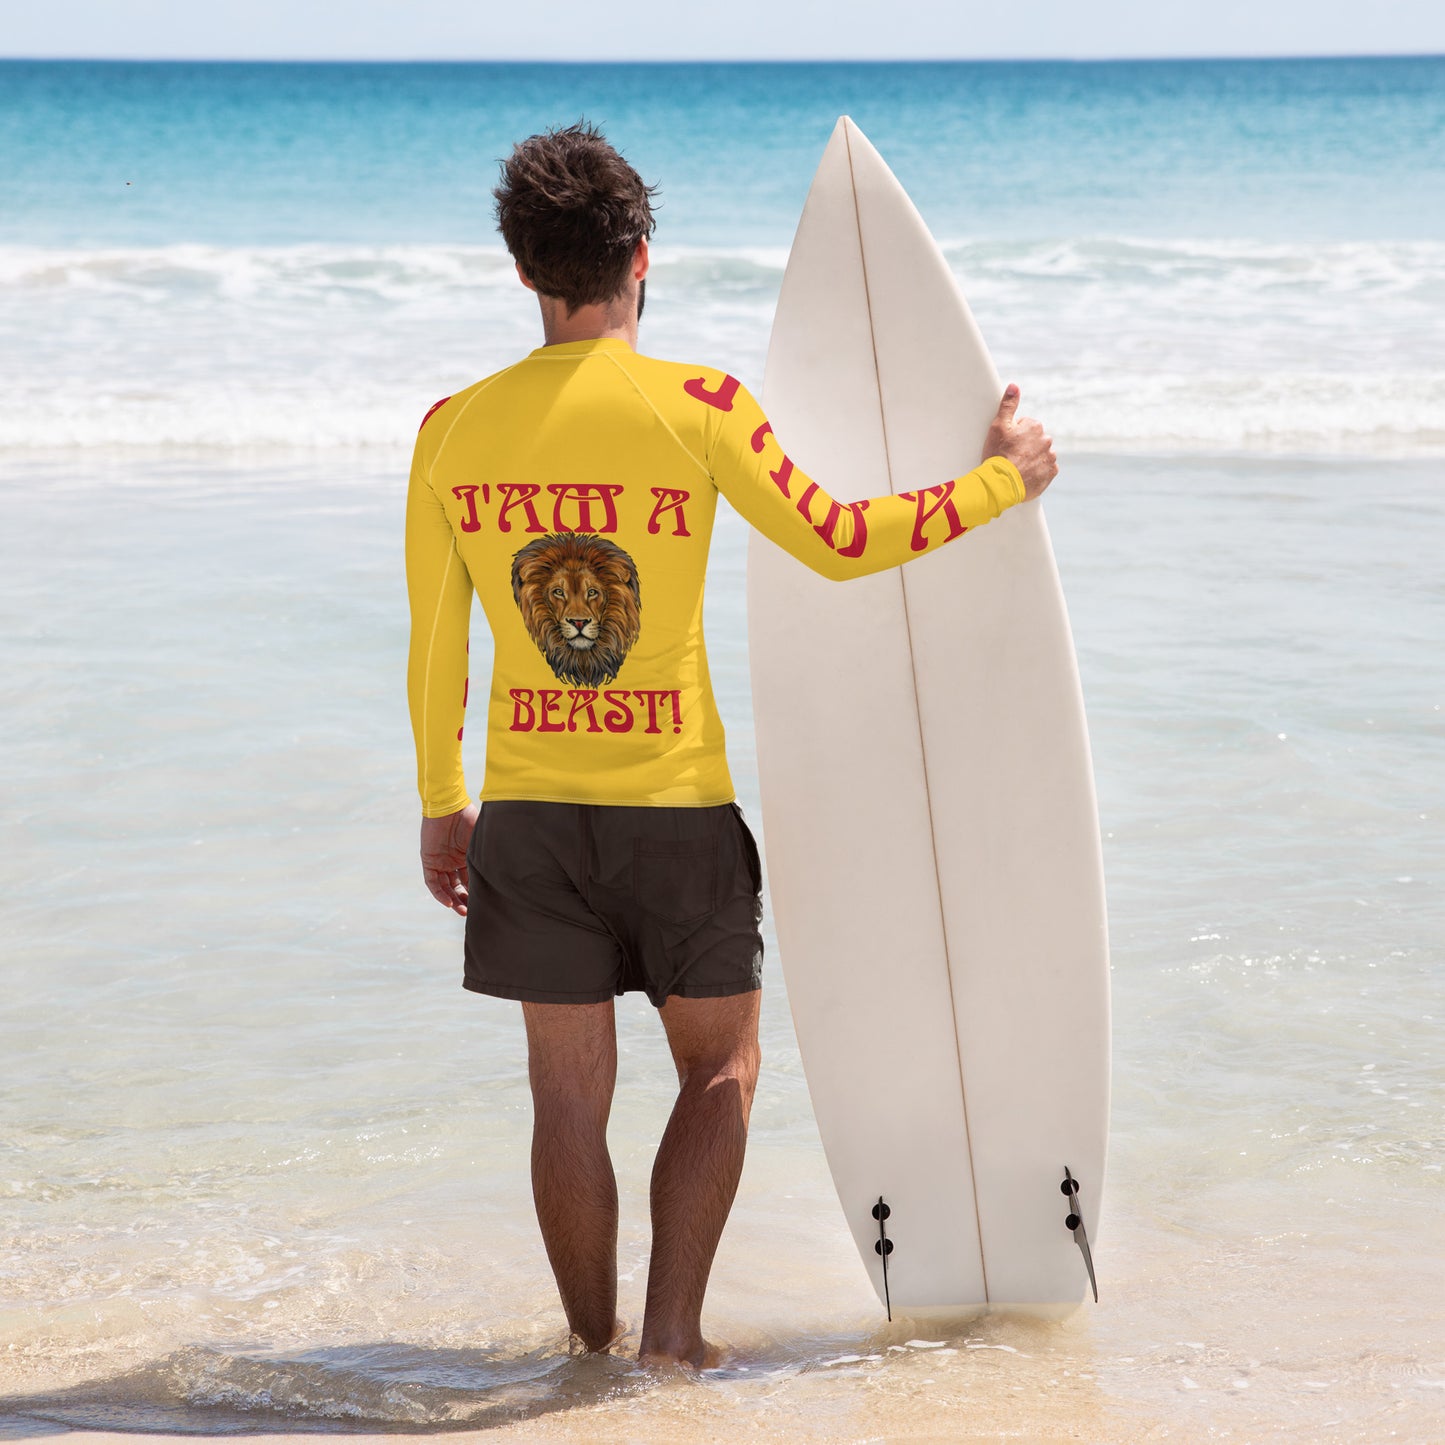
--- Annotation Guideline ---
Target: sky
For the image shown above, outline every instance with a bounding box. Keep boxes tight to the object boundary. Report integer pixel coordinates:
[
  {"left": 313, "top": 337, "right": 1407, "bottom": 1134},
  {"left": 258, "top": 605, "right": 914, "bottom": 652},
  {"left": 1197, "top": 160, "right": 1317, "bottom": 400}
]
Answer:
[{"left": 3, "top": 0, "right": 1444, "bottom": 62}]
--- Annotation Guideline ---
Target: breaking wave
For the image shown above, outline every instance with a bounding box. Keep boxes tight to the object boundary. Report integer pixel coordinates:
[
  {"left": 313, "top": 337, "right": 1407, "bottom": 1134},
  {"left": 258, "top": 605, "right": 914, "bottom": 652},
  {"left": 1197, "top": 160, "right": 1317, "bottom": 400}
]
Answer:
[{"left": 2, "top": 237, "right": 1440, "bottom": 457}]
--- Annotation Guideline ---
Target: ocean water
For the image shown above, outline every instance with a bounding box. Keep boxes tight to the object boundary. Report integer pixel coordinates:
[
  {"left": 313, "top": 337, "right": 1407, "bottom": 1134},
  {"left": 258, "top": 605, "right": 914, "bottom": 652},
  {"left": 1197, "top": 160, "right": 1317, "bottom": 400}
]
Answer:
[{"left": 2, "top": 58, "right": 1443, "bottom": 1443}]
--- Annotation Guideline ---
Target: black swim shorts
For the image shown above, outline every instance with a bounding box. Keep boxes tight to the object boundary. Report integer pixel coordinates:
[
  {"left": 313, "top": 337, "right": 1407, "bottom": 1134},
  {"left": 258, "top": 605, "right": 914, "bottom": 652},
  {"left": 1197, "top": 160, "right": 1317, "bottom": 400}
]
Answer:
[{"left": 463, "top": 800, "right": 764, "bottom": 1007}]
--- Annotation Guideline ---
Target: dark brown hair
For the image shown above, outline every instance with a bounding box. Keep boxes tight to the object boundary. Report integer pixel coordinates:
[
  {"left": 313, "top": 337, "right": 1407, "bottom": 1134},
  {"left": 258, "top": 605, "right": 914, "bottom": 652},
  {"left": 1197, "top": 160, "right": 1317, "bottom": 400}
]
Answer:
[{"left": 494, "top": 121, "right": 657, "bottom": 312}]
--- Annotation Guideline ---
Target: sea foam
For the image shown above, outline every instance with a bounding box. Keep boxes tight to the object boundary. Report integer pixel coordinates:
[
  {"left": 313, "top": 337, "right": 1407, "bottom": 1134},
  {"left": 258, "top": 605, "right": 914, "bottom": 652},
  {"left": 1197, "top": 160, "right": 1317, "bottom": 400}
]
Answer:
[{"left": 2, "top": 237, "right": 1439, "bottom": 457}]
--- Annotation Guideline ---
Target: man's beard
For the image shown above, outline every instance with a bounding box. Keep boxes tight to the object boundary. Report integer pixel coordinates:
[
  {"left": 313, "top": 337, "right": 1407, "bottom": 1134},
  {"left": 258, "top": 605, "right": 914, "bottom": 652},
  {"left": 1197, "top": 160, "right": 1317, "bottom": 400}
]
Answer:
[{"left": 636, "top": 277, "right": 646, "bottom": 323}]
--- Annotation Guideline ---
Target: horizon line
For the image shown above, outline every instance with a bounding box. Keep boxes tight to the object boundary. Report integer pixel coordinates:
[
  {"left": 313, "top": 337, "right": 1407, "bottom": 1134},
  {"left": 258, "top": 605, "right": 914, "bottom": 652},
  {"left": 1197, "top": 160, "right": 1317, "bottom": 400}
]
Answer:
[{"left": 3, "top": 50, "right": 1443, "bottom": 65}]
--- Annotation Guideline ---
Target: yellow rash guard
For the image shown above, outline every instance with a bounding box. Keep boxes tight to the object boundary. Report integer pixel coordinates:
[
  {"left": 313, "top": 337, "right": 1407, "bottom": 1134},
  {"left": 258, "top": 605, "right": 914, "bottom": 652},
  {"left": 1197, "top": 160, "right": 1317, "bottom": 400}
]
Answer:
[{"left": 405, "top": 337, "right": 1024, "bottom": 814}]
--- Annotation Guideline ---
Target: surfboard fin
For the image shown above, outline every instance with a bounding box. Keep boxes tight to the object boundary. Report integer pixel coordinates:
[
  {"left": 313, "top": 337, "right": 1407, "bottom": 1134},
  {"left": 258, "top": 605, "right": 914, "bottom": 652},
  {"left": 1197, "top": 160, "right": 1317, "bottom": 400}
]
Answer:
[
  {"left": 1061, "top": 1167, "right": 1098, "bottom": 1302},
  {"left": 872, "top": 1197, "right": 894, "bottom": 1321}
]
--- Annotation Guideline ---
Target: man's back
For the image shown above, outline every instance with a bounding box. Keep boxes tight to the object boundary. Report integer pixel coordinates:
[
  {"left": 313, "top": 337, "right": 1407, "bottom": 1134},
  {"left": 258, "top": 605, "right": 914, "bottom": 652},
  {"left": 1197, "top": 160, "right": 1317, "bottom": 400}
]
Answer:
[{"left": 407, "top": 336, "right": 731, "bottom": 811}]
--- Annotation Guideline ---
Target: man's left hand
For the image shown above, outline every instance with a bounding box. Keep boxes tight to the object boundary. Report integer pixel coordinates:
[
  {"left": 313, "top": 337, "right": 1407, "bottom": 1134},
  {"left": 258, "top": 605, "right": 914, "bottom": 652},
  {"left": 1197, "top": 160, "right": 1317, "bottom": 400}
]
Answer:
[{"left": 420, "top": 804, "right": 480, "bottom": 915}]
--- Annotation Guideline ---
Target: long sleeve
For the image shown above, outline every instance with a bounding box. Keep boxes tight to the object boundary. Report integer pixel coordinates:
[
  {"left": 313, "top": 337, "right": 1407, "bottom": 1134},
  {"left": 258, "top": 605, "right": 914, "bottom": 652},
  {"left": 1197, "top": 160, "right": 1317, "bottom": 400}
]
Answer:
[
  {"left": 405, "top": 426, "right": 475, "bottom": 817},
  {"left": 698, "top": 372, "right": 1024, "bottom": 580}
]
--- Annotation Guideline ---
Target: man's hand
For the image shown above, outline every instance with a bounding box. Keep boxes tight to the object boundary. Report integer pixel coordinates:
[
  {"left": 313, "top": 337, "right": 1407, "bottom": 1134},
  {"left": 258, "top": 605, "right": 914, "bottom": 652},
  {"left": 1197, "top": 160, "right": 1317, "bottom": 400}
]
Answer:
[
  {"left": 420, "top": 803, "right": 479, "bottom": 915},
  {"left": 983, "top": 384, "right": 1058, "bottom": 500}
]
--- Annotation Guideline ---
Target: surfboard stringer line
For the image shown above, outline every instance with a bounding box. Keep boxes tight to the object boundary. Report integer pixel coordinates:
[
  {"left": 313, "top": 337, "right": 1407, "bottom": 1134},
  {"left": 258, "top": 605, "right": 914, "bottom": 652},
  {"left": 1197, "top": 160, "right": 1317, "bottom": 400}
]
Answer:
[{"left": 841, "top": 114, "right": 992, "bottom": 1304}]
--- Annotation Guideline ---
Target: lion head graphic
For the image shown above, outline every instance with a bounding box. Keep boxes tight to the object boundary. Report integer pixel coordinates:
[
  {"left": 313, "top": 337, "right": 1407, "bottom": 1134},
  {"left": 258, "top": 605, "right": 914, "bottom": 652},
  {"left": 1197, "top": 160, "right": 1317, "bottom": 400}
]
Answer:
[{"left": 511, "top": 532, "right": 642, "bottom": 687}]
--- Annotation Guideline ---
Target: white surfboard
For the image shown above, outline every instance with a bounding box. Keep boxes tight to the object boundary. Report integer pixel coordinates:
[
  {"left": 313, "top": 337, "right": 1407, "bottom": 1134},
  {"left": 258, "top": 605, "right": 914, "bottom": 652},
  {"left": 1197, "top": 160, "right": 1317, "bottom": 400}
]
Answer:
[{"left": 747, "top": 118, "right": 1110, "bottom": 1311}]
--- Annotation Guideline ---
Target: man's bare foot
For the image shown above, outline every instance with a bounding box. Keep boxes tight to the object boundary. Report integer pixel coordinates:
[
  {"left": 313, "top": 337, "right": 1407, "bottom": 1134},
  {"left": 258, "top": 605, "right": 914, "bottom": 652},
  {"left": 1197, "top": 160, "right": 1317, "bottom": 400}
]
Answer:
[
  {"left": 570, "top": 1316, "right": 628, "bottom": 1356},
  {"left": 637, "top": 1336, "right": 724, "bottom": 1370}
]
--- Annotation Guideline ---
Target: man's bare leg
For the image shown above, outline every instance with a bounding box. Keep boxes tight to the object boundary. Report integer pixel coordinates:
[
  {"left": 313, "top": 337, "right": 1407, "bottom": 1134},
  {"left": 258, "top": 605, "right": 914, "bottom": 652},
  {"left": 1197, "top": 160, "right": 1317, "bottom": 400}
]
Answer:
[
  {"left": 522, "top": 999, "right": 621, "bottom": 1353},
  {"left": 638, "top": 990, "right": 762, "bottom": 1368}
]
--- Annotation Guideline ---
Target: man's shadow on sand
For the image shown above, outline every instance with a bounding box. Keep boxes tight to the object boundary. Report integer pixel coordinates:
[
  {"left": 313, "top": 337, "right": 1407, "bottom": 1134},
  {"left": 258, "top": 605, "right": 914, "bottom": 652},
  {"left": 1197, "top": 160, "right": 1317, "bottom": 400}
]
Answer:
[{"left": 0, "top": 1338, "right": 665, "bottom": 1437}]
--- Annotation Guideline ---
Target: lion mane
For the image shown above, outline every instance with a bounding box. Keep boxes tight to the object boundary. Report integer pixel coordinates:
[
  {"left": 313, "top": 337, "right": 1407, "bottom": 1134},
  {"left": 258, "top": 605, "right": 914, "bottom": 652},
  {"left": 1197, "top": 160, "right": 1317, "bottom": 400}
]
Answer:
[{"left": 511, "top": 532, "right": 642, "bottom": 687}]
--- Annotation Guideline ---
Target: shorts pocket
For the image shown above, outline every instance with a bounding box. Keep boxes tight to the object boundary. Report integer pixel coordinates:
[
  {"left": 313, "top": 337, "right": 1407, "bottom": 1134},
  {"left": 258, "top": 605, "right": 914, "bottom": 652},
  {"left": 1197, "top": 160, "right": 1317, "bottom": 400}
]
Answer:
[
  {"left": 633, "top": 838, "right": 718, "bottom": 925},
  {"left": 730, "top": 803, "right": 763, "bottom": 897}
]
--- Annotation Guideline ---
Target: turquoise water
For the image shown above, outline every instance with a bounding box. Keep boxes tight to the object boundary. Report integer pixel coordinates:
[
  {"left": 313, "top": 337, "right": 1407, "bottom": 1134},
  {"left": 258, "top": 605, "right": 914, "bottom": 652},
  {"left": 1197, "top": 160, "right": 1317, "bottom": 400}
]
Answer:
[
  {"left": 2, "top": 58, "right": 1443, "bottom": 1443},
  {"left": 4, "top": 58, "right": 1444, "bottom": 246}
]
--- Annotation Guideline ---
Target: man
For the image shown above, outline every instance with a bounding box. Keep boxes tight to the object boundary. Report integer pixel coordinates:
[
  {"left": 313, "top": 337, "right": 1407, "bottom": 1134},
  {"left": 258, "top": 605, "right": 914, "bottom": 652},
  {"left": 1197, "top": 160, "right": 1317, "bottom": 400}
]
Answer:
[{"left": 406, "top": 122, "right": 1056, "bottom": 1369}]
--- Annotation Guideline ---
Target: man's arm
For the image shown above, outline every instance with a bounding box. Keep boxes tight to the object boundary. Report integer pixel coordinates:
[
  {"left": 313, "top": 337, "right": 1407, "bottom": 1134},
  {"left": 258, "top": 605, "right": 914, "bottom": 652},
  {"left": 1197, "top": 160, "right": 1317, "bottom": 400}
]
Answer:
[
  {"left": 701, "top": 376, "right": 1056, "bottom": 580},
  {"left": 405, "top": 418, "right": 478, "bottom": 911}
]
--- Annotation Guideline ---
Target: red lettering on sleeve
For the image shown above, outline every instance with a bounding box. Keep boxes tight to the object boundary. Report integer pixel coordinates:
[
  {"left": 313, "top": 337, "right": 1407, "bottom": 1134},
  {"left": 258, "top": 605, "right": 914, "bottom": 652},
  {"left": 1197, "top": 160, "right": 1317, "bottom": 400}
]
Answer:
[
  {"left": 451, "top": 484, "right": 486, "bottom": 533},
  {"left": 497, "top": 483, "right": 546, "bottom": 534},
  {"left": 813, "top": 498, "right": 870, "bottom": 557},
  {"left": 646, "top": 487, "right": 692, "bottom": 537},
  {"left": 548, "top": 483, "right": 624, "bottom": 534},
  {"left": 509, "top": 688, "right": 536, "bottom": 731},
  {"left": 419, "top": 396, "right": 451, "bottom": 431},
  {"left": 749, "top": 420, "right": 794, "bottom": 497},
  {"left": 904, "top": 480, "right": 968, "bottom": 551},
  {"left": 602, "top": 689, "right": 635, "bottom": 733},
  {"left": 683, "top": 373, "right": 742, "bottom": 411},
  {"left": 566, "top": 689, "right": 603, "bottom": 733}
]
